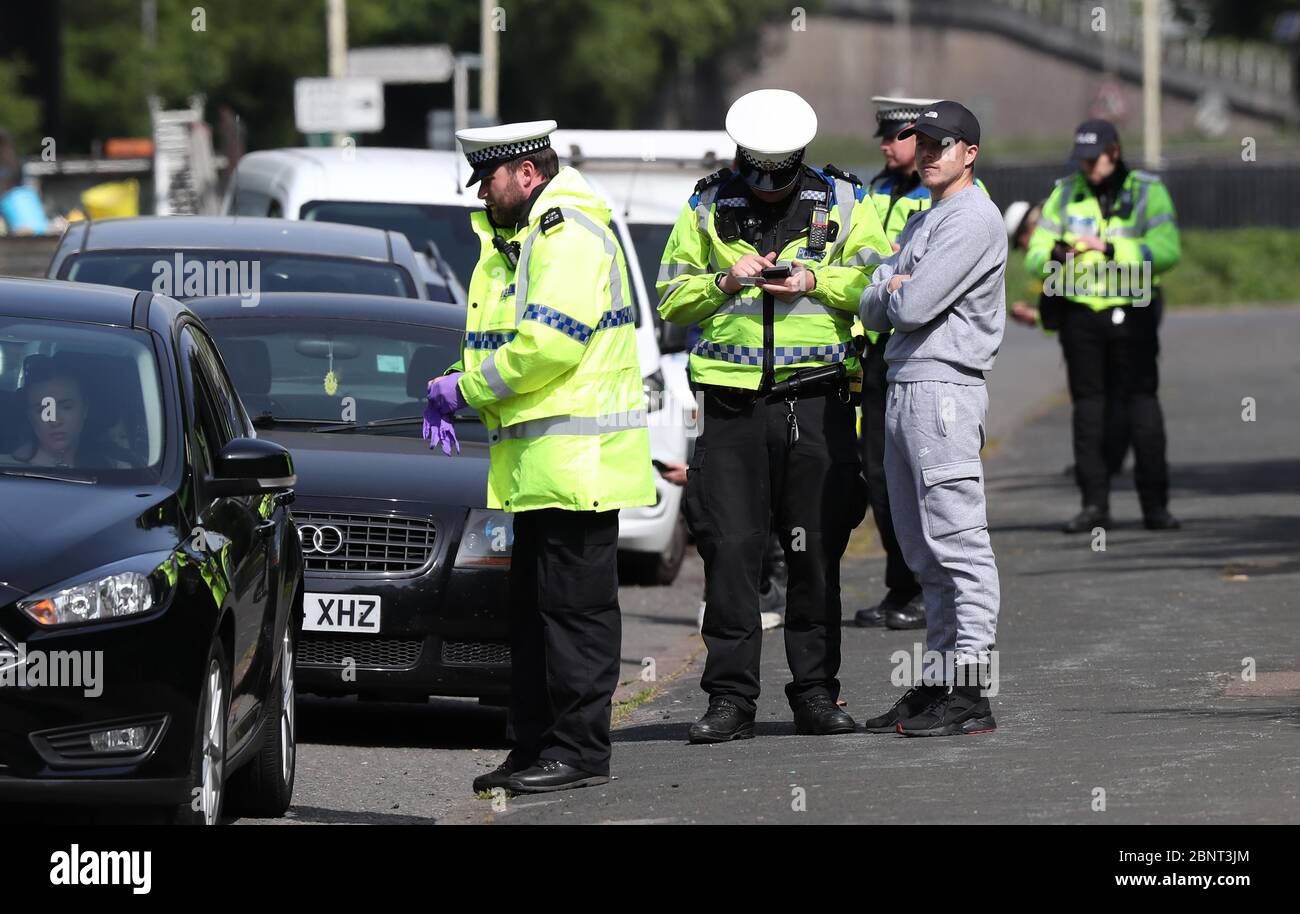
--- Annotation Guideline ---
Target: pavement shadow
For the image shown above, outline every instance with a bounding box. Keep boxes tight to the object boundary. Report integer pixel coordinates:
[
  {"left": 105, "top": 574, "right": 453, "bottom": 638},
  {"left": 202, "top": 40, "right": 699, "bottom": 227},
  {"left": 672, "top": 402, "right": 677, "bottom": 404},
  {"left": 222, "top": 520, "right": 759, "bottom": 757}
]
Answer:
[
  {"left": 613, "top": 720, "right": 801, "bottom": 744},
  {"left": 296, "top": 695, "right": 509, "bottom": 750}
]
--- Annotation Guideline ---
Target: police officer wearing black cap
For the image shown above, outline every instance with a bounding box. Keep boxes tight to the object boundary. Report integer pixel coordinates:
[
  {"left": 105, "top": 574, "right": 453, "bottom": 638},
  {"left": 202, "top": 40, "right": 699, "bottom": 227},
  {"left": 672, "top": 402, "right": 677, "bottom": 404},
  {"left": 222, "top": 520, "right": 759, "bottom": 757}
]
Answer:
[{"left": 1024, "top": 119, "right": 1182, "bottom": 533}]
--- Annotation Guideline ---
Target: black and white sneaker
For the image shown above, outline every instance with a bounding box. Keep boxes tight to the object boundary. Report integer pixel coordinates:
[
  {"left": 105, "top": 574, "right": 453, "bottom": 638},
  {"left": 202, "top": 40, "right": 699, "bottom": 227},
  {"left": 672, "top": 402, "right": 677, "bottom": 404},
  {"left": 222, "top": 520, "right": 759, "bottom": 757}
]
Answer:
[{"left": 896, "top": 689, "right": 997, "bottom": 737}]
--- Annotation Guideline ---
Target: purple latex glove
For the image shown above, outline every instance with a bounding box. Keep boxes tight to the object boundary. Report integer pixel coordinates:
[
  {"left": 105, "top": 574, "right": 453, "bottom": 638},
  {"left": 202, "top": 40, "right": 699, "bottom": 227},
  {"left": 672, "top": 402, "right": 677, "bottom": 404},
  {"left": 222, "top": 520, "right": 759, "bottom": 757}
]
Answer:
[
  {"left": 422, "top": 374, "right": 465, "bottom": 456},
  {"left": 428, "top": 373, "right": 468, "bottom": 415},
  {"left": 421, "top": 400, "right": 460, "bottom": 455}
]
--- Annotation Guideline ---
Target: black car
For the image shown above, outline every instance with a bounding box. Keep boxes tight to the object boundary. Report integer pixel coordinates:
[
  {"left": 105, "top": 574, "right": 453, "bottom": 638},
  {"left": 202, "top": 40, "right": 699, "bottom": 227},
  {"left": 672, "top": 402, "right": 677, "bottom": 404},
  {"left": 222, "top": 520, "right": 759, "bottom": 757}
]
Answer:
[
  {"left": 46, "top": 216, "right": 426, "bottom": 300},
  {"left": 189, "top": 293, "right": 512, "bottom": 704},
  {"left": 0, "top": 277, "right": 304, "bottom": 824}
]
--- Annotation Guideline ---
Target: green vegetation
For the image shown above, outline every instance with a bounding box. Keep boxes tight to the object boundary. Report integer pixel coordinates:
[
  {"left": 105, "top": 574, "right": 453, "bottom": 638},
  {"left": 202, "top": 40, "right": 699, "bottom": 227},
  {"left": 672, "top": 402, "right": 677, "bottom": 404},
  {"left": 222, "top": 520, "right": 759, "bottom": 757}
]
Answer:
[
  {"left": 1006, "top": 228, "right": 1300, "bottom": 307},
  {"left": 38, "top": 0, "right": 796, "bottom": 154}
]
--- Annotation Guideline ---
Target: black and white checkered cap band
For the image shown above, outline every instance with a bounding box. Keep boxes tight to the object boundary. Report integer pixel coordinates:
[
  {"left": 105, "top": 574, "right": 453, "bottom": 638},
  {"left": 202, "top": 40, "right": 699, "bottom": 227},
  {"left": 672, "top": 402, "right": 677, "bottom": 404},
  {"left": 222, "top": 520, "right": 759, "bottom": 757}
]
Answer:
[
  {"left": 466, "top": 136, "right": 552, "bottom": 165},
  {"left": 739, "top": 146, "right": 804, "bottom": 172},
  {"left": 876, "top": 106, "right": 923, "bottom": 124}
]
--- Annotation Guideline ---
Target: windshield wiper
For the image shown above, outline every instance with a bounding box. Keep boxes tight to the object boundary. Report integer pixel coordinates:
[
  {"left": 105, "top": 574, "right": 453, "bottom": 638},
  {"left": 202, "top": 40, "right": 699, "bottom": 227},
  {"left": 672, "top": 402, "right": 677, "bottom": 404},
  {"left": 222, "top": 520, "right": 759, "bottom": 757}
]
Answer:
[
  {"left": 252, "top": 412, "right": 351, "bottom": 430},
  {"left": 2, "top": 468, "right": 97, "bottom": 484},
  {"left": 314, "top": 413, "right": 478, "bottom": 433}
]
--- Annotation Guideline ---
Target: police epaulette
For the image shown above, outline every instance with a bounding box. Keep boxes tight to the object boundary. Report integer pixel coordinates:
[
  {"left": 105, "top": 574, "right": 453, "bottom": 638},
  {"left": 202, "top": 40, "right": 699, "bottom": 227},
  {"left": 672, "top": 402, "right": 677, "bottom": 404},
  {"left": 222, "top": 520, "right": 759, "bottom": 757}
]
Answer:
[
  {"left": 540, "top": 206, "right": 565, "bottom": 233},
  {"left": 693, "top": 168, "right": 731, "bottom": 194},
  {"left": 822, "top": 163, "right": 863, "bottom": 186}
]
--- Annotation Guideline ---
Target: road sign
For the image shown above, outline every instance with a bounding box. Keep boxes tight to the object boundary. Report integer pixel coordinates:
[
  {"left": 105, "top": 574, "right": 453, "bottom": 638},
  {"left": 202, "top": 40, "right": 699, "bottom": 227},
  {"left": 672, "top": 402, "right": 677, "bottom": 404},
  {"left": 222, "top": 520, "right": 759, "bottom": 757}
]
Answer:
[
  {"left": 294, "top": 77, "right": 384, "bottom": 134},
  {"left": 347, "top": 45, "right": 454, "bottom": 84}
]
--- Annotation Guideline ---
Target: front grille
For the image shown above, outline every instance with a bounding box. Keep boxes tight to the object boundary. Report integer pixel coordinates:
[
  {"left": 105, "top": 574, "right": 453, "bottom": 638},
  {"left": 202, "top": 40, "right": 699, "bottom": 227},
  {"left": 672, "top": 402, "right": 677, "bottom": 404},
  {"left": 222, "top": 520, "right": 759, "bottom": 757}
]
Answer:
[
  {"left": 299, "top": 634, "right": 424, "bottom": 669},
  {"left": 294, "top": 511, "right": 436, "bottom": 576},
  {"left": 441, "top": 640, "right": 512, "bottom": 666}
]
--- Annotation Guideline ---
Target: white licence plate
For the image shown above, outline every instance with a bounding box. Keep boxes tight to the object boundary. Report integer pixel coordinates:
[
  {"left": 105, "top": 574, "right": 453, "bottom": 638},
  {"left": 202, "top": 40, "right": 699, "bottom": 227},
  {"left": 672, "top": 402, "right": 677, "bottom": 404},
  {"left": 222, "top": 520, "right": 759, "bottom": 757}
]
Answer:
[{"left": 303, "top": 593, "right": 382, "bottom": 634}]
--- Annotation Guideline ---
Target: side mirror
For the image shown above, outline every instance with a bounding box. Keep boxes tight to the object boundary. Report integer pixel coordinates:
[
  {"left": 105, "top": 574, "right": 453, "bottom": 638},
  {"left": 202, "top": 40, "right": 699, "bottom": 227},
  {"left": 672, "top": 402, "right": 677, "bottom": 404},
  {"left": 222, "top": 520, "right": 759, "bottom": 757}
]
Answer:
[
  {"left": 657, "top": 315, "right": 689, "bottom": 355},
  {"left": 208, "top": 437, "right": 296, "bottom": 497}
]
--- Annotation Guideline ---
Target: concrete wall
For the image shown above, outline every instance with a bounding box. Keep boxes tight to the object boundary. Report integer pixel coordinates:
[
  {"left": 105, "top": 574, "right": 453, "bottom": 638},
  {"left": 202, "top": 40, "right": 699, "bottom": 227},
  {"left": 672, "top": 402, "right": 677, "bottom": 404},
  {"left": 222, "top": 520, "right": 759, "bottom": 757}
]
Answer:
[{"left": 722, "top": 16, "right": 1276, "bottom": 152}]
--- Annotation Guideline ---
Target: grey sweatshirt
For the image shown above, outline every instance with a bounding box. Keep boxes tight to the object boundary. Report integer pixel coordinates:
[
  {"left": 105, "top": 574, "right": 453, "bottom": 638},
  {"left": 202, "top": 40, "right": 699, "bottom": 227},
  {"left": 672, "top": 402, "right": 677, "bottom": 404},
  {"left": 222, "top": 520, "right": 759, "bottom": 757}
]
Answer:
[{"left": 859, "top": 183, "right": 1007, "bottom": 385}]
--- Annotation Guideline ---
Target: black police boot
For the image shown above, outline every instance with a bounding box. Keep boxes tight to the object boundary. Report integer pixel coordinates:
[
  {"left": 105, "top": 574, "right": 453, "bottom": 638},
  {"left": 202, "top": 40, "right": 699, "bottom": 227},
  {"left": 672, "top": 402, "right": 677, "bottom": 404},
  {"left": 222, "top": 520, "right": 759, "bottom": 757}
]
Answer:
[
  {"left": 504, "top": 759, "right": 609, "bottom": 794},
  {"left": 861, "top": 684, "right": 948, "bottom": 733},
  {"left": 885, "top": 594, "right": 926, "bottom": 630},
  {"left": 1143, "top": 507, "right": 1181, "bottom": 530},
  {"left": 687, "top": 696, "right": 755, "bottom": 744},
  {"left": 1063, "top": 505, "right": 1110, "bottom": 534},
  {"left": 792, "top": 694, "right": 856, "bottom": 735},
  {"left": 896, "top": 687, "right": 997, "bottom": 737}
]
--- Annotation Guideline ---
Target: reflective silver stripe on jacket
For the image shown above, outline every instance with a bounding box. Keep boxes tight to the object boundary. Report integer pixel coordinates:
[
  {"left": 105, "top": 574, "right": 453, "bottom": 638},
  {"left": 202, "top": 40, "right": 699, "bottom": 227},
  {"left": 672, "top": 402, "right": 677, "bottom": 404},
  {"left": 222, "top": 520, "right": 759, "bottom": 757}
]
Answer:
[
  {"left": 479, "top": 351, "right": 514, "bottom": 399},
  {"left": 512, "top": 206, "right": 627, "bottom": 325},
  {"left": 488, "top": 410, "right": 649, "bottom": 444},
  {"left": 657, "top": 261, "right": 706, "bottom": 283},
  {"left": 827, "top": 178, "right": 858, "bottom": 262},
  {"left": 846, "top": 246, "right": 884, "bottom": 267},
  {"left": 713, "top": 295, "right": 840, "bottom": 318}
]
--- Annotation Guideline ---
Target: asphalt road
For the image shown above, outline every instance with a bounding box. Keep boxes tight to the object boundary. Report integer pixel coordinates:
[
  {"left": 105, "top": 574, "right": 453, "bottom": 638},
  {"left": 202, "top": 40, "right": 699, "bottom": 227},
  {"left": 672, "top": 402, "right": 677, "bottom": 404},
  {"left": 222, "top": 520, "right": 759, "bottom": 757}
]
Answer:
[{"left": 444, "top": 307, "right": 1300, "bottom": 824}]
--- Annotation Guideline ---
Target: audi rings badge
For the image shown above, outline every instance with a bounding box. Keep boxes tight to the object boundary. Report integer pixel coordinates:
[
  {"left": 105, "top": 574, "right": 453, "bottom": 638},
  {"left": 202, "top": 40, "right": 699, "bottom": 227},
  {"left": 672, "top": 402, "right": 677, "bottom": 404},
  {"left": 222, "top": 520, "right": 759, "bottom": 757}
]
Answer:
[{"left": 299, "top": 524, "right": 345, "bottom": 555}]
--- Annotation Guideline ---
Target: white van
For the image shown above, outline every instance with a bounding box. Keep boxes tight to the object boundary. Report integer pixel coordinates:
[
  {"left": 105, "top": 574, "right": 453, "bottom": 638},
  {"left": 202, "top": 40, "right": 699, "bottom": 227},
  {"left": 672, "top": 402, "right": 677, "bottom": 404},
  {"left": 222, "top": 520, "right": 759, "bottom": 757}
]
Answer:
[
  {"left": 223, "top": 147, "right": 689, "bottom": 585},
  {"left": 550, "top": 130, "right": 736, "bottom": 424}
]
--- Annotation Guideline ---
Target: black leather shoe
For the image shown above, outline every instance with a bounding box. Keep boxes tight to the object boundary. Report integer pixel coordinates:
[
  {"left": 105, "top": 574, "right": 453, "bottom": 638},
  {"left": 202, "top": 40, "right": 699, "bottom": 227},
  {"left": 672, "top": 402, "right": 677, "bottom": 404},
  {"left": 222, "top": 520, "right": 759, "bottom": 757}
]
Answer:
[
  {"left": 1063, "top": 505, "right": 1110, "bottom": 534},
  {"left": 472, "top": 754, "right": 531, "bottom": 793},
  {"left": 1143, "top": 508, "right": 1181, "bottom": 530},
  {"left": 688, "top": 697, "right": 755, "bottom": 744},
  {"left": 861, "top": 684, "right": 948, "bottom": 733},
  {"left": 896, "top": 689, "right": 997, "bottom": 737},
  {"left": 504, "top": 759, "right": 609, "bottom": 794},
  {"left": 885, "top": 594, "right": 926, "bottom": 629},
  {"left": 854, "top": 602, "right": 887, "bottom": 627},
  {"left": 855, "top": 589, "right": 919, "bottom": 628},
  {"left": 792, "top": 694, "right": 856, "bottom": 735}
]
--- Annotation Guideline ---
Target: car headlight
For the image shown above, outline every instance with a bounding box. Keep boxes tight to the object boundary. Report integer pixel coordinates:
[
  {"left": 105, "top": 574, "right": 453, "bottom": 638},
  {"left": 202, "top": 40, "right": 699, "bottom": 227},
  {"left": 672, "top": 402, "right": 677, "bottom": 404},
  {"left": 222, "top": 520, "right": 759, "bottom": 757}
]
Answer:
[
  {"left": 643, "top": 370, "right": 666, "bottom": 413},
  {"left": 19, "top": 557, "right": 173, "bottom": 627},
  {"left": 455, "top": 509, "right": 514, "bottom": 568}
]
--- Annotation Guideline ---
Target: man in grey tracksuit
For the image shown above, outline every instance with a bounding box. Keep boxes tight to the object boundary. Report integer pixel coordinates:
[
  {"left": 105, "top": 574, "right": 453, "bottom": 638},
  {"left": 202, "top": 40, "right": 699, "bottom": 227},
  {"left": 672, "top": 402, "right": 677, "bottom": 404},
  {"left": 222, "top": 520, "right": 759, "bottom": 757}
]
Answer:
[{"left": 858, "top": 100, "right": 1007, "bottom": 737}]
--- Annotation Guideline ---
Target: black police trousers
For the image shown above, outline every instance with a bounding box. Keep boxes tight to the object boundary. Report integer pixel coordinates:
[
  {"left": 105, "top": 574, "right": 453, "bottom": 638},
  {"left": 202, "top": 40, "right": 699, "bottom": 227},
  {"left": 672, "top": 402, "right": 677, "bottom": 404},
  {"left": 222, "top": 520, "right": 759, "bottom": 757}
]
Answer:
[
  {"left": 507, "top": 508, "right": 621, "bottom": 776},
  {"left": 859, "top": 334, "right": 921, "bottom": 602},
  {"left": 1058, "top": 297, "right": 1169, "bottom": 514},
  {"left": 685, "top": 386, "right": 866, "bottom": 715}
]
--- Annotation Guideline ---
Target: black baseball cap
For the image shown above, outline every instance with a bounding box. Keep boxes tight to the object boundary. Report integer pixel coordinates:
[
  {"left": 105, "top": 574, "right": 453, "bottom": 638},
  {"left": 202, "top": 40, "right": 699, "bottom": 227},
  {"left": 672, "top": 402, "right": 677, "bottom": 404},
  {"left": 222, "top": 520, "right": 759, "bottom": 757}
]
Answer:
[
  {"left": 897, "top": 100, "right": 981, "bottom": 146},
  {"left": 1071, "top": 119, "right": 1120, "bottom": 160}
]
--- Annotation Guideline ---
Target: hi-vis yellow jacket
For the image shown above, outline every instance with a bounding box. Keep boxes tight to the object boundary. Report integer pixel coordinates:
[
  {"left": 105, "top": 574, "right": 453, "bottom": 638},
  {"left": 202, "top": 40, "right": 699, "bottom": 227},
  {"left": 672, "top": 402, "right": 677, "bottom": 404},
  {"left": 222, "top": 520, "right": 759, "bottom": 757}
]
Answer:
[
  {"left": 449, "top": 166, "right": 654, "bottom": 513},
  {"left": 656, "top": 166, "right": 891, "bottom": 390}
]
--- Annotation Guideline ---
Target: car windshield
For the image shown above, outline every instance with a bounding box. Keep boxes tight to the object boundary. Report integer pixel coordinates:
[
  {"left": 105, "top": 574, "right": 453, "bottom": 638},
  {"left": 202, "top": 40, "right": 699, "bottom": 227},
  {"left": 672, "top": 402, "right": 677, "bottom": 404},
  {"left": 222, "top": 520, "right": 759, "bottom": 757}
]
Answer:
[
  {"left": 301, "top": 201, "right": 480, "bottom": 290},
  {"left": 61, "top": 250, "right": 416, "bottom": 298},
  {"left": 204, "top": 316, "right": 468, "bottom": 434},
  {"left": 0, "top": 318, "right": 167, "bottom": 484}
]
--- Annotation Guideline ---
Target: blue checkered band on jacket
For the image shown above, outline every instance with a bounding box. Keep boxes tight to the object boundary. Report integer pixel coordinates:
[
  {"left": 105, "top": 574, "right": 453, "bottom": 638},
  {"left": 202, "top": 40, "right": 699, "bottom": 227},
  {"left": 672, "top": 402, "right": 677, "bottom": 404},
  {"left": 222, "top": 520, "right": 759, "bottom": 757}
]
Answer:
[
  {"left": 466, "top": 136, "right": 552, "bottom": 165},
  {"left": 465, "top": 330, "right": 517, "bottom": 350},
  {"left": 522, "top": 303, "right": 594, "bottom": 344},
  {"left": 691, "top": 339, "right": 851, "bottom": 366},
  {"left": 799, "top": 189, "right": 828, "bottom": 201},
  {"left": 716, "top": 197, "right": 748, "bottom": 207},
  {"left": 594, "top": 305, "right": 636, "bottom": 331}
]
